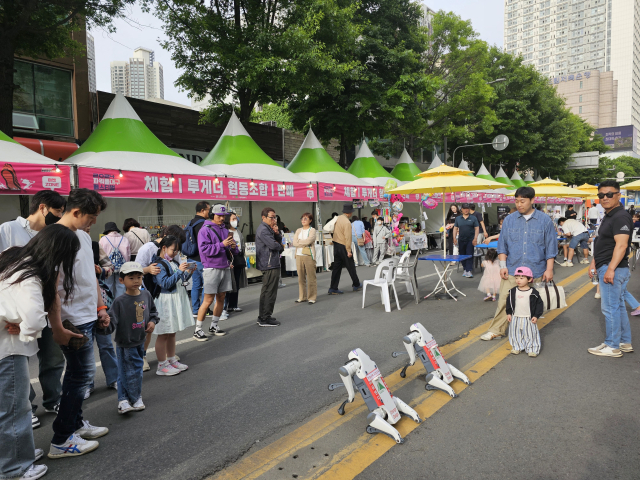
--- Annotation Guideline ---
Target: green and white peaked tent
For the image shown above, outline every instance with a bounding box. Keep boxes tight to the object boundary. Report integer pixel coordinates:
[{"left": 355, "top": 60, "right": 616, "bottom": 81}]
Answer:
[
  {"left": 0, "top": 130, "right": 61, "bottom": 165},
  {"left": 510, "top": 170, "right": 527, "bottom": 188},
  {"left": 428, "top": 153, "right": 443, "bottom": 170},
  {"left": 475, "top": 163, "right": 496, "bottom": 182},
  {"left": 390, "top": 148, "right": 422, "bottom": 182},
  {"left": 347, "top": 140, "right": 397, "bottom": 186},
  {"left": 524, "top": 172, "right": 535, "bottom": 184},
  {"left": 535, "top": 174, "right": 543, "bottom": 182},
  {"left": 286, "top": 129, "right": 369, "bottom": 185},
  {"left": 67, "top": 93, "right": 210, "bottom": 175},
  {"left": 495, "top": 167, "right": 516, "bottom": 189},
  {"left": 457, "top": 155, "right": 474, "bottom": 176},
  {"left": 200, "top": 112, "right": 305, "bottom": 182}
]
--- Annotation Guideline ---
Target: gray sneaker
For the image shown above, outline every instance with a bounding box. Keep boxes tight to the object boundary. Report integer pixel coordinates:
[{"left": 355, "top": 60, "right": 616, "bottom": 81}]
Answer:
[{"left": 75, "top": 420, "right": 109, "bottom": 439}]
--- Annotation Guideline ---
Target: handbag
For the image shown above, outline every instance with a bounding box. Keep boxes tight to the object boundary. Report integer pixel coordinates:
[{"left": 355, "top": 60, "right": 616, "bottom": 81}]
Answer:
[
  {"left": 323, "top": 216, "right": 338, "bottom": 233},
  {"left": 356, "top": 237, "right": 365, "bottom": 246},
  {"left": 541, "top": 280, "right": 567, "bottom": 311}
]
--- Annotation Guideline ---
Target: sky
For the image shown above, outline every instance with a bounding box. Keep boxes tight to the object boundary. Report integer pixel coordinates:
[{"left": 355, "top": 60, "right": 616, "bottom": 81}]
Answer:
[{"left": 90, "top": 1, "right": 504, "bottom": 106}]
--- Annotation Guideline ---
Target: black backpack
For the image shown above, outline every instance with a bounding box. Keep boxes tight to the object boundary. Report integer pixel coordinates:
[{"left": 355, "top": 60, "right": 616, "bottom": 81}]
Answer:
[{"left": 143, "top": 260, "right": 172, "bottom": 299}]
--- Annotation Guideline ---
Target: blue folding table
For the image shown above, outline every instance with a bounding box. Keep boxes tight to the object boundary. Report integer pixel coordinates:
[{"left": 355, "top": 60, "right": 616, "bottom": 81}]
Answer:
[{"left": 418, "top": 254, "right": 473, "bottom": 301}]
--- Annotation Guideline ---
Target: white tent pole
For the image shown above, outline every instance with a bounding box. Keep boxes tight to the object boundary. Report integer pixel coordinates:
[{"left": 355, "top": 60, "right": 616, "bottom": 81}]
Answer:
[{"left": 442, "top": 190, "right": 447, "bottom": 258}]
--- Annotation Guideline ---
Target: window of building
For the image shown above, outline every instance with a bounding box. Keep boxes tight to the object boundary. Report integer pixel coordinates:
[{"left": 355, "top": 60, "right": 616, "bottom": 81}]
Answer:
[
  {"left": 13, "top": 60, "right": 74, "bottom": 136},
  {"left": 579, "top": 106, "right": 582, "bottom": 113},
  {"left": 579, "top": 95, "right": 582, "bottom": 102},
  {"left": 580, "top": 80, "right": 583, "bottom": 88}
]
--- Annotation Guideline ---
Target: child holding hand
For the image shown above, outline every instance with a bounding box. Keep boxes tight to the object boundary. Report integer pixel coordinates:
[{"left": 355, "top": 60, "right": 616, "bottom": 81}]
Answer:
[
  {"left": 98, "top": 261, "right": 159, "bottom": 414},
  {"left": 506, "top": 266, "right": 544, "bottom": 358}
]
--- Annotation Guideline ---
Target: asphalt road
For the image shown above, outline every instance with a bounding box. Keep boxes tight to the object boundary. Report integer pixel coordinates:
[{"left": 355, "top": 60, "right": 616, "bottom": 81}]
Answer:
[{"left": 28, "top": 256, "right": 638, "bottom": 480}]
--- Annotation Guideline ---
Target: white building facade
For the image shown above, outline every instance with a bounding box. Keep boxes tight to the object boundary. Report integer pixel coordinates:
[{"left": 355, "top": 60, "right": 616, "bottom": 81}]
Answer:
[
  {"left": 109, "top": 47, "right": 164, "bottom": 100},
  {"left": 503, "top": 0, "right": 640, "bottom": 145},
  {"left": 86, "top": 33, "right": 96, "bottom": 93}
]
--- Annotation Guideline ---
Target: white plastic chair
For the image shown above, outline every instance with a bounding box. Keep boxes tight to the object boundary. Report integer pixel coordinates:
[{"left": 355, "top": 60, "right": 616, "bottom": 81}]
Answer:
[
  {"left": 395, "top": 251, "right": 420, "bottom": 304},
  {"left": 362, "top": 258, "right": 401, "bottom": 312}
]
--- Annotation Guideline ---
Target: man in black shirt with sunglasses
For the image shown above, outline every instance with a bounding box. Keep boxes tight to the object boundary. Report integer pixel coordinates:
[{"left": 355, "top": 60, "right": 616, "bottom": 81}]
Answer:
[{"left": 588, "top": 180, "right": 633, "bottom": 358}]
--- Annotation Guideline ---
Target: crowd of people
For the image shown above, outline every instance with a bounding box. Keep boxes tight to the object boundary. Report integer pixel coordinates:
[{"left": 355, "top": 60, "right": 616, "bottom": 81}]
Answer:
[{"left": 0, "top": 179, "right": 636, "bottom": 479}]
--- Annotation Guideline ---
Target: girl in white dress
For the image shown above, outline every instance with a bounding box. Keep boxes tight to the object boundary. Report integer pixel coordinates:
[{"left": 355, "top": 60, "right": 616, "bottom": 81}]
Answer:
[{"left": 478, "top": 249, "right": 501, "bottom": 301}]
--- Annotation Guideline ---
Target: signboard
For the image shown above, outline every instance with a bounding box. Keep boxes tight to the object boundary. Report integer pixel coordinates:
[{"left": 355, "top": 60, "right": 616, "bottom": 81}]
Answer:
[
  {"left": 0, "top": 163, "right": 71, "bottom": 195},
  {"left": 77, "top": 167, "right": 315, "bottom": 201},
  {"left": 595, "top": 125, "right": 637, "bottom": 152},
  {"left": 170, "top": 147, "right": 208, "bottom": 165},
  {"left": 497, "top": 206, "right": 511, "bottom": 217}
]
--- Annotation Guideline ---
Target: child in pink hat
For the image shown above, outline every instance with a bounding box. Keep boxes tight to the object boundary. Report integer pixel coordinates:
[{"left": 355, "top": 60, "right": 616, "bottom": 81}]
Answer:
[{"left": 506, "top": 266, "right": 545, "bottom": 357}]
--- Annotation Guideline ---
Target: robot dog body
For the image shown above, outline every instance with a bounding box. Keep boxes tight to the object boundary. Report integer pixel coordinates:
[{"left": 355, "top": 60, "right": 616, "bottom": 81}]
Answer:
[
  {"left": 336, "top": 348, "right": 420, "bottom": 444},
  {"left": 401, "top": 323, "right": 470, "bottom": 397}
]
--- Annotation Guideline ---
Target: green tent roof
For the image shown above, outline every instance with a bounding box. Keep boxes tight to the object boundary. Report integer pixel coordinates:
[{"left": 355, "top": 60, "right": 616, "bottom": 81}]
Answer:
[
  {"left": 510, "top": 170, "right": 527, "bottom": 188},
  {"left": 390, "top": 148, "right": 422, "bottom": 181},
  {"left": 475, "top": 163, "right": 496, "bottom": 182},
  {"left": 524, "top": 172, "right": 535, "bottom": 184},
  {"left": 495, "top": 167, "right": 516, "bottom": 189},
  {"left": 347, "top": 140, "right": 397, "bottom": 186}
]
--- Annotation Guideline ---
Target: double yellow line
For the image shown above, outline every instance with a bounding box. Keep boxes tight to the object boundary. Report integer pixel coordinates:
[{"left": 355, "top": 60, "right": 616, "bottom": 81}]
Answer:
[{"left": 212, "top": 267, "right": 592, "bottom": 480}]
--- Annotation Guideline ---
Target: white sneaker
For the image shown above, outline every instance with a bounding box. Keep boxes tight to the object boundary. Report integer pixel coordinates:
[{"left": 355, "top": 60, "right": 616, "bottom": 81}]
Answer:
[
  {"left": 32, "top": 413, "right": 40, "bottom": 429},
  {"left": 143, "top": 357, "right": 150, "bottom": 372},
  {"left": 594, "top": 292, "right": 601, "bottom": 299},
  {"left": 580, "top": 259, "right": 590, "bottom": 264},
  {"left": 118, "top": 400, "right": 134, "bottom": 414},
  {"left": 19, "top": 464, "right": 47, "bottom": 479},
  {"left": 587, "top": 343, "right": 623, "bottom": 357},
  {"left": 132, "top": 398, "right": 146, "bottom": 411},
  {"left": 83, "top": 386, "right": 94, "bottom": 400},
  {"left": 35, "top": 448, "right": 44, "bottom": 461},
  {"left": 75, "top": 420, "right": 109, "bottom": 439},
  {"left": 480, "top": 332, "right": 502, "bottom": 341},
  {"left": 48, "top": 433, "right": 99, "bottom": 458},
  {"left": 220, "top": 310, "right": 229, "bottom": 320},
  {"left": 156, "top": 361, "right": 181, "bottom": 376},
  {"left": 169, "top": 358, "right": 189, "bottom": 371},
  {"left": 559, "top": 261, "right": 574, "bottom": 267}
]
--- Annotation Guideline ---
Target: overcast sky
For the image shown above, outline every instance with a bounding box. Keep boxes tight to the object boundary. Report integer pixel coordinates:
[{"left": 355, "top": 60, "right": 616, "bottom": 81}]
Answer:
[{"left": 90, "top": 1, "right": 504, "bottom": 106}]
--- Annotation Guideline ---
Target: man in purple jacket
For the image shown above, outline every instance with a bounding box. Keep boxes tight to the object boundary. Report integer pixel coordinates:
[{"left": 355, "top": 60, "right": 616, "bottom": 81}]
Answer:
[{"left": 193, "top": 204, "right": 239, "bottom": 341}]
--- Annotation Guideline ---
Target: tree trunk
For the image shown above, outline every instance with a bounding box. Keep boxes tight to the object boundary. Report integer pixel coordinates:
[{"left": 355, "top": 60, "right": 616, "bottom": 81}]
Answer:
[
  {"left": 0, "top": 38, "right": 15, "bottom": 137},
  {"left": 339, "top": 132, "right": 347, "bottom": 168}
]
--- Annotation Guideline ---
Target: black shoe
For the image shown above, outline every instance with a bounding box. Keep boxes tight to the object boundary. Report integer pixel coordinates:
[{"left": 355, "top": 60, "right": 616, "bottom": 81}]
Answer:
[
  {"left": 328, "top": 288, "right": 344, "bottom": 295},
  {"left": 208, "top": 324, "right": 228, "bottom": 336},
  {"left": 353, "top": 283, "right": 363, "bottom": 292},
  {"left": 193, "top": 329, "right": 209, "bottom": 342},
  {"left": 258, "top": 317, "right": 280, "bottom": 327}
]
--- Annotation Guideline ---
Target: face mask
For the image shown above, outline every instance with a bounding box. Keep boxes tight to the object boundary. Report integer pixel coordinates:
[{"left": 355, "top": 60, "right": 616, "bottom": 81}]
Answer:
[
  {"left": 44, "top": 210, "right": 59, "bottom": 226},
  {"left": 164, "top": 252, "right": 175, "bottom": 261},
  {"left": 377, "top": 221, "right": 383, "bottom": 225},
  {"left": 230, "top": 220, "right": 238, "bottom": 228}
]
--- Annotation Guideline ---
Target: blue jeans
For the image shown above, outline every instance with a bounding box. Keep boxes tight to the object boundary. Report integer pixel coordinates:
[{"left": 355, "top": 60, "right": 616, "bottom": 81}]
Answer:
[
  {"left": 191, "top": 261, "right": 204, "bottom": 315},
  {"left": 355, "top": 239, "right": 370, "bottom": 266},
  {"left": 29, "top": 326, "right": 65, "bottom": 412},
  {"left": 106, "top": 273, "right": 126, "bottom": 299},
  {"left": 116, "top": 345, "right": 144, "bottom": 404},
  {"left": 0, "top": 355, "right": 34, "bottom": 479},
  {"left": 569, "top": 231, "right": 589, "bottom": 250},
  {"left": 90, "top": 325, "right": 118, "bottom": 389},
  {"left": 458, "top": 239, "right": 474, "bottom": 271},
  {"left": 52, "top": 321, "right": 97, "bottom": 445},
  {"left": 598, "top": 265, "right": 632, "bottom": 349},
  {"left": 625, "top": 289, "right": 640, "bottom": 310}
]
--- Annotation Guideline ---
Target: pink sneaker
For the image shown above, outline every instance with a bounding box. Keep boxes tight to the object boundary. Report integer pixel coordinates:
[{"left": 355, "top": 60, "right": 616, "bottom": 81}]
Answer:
[
  {"left": 483, "top": 294, "right": 492, "bottom": 301},
  {"left": 156, "top": 362, "right": 181, "bottom": 376},
  {"left": 169, "top": 359, "right": 188, "bottom": 371},
  {"left": 631, "top": 308, "right": 640, "bottom": 316}
]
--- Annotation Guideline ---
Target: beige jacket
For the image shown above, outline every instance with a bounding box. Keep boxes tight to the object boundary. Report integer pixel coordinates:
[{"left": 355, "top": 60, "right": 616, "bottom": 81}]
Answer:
[
  {"left": 332, "top": 215, "right": 353, "bottom": 253},
  {"left": 293, "top": 227, "right": 317, "bottom": 255}
]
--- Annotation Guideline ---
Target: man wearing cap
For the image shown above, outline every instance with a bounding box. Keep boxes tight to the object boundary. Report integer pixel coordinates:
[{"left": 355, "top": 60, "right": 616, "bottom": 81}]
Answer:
[
  {"left": 194, "top": 204, "right": 238, "bottom": 340},
  {"left": 329, "top": 203, "right": 362, "bottom": 294},
  {"left": 481, "top": 186, "right": 557, "bottom": 341},
  {"left": 453, "top": 203, "right": 480, "bottom": 278},
  {"left": 469, "top": 204, "right": 488, "bottom": 239},
  {"left": 99, "top": 221, "right": 131, "bottom": 298},
  {"left": 256, "top": 207, "right": 284, "bottom": 326}
]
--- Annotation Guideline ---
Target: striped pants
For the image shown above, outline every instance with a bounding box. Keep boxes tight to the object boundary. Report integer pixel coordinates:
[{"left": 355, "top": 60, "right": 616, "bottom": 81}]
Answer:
[{"left": 508, "top": 316, "right": 541, "bottom": 355}]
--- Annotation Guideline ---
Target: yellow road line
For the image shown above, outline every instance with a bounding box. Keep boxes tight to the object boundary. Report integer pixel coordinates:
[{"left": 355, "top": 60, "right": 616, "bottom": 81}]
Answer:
[
  {"left": 211, "top": 267, "right": 588, "bottom": 480},
  {"left": 311, "top": 280, "right": 594, "bottom": 479}
]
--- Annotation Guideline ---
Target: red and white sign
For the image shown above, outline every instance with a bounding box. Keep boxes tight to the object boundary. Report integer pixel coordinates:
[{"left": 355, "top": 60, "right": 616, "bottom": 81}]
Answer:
[
  {"left": 77, "top": 167, "right": 316, "bottom": 202},
  {"left": 0, "top": 162, "right": 71, "bottom": 195}
]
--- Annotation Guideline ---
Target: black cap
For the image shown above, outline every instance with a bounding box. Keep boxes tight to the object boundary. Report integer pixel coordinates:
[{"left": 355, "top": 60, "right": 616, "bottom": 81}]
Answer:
[
  {"left": 103, "top": 222, "right": 120, "bottom": 235},
  {"left": 342, "top": 203, "right": 354, "bottom": 214},
  {"left": 460, "top": 203, "right": 470, "bottom": 209}
]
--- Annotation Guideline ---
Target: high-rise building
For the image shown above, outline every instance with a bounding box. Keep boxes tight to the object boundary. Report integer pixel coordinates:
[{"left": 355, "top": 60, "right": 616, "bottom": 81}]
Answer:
[
  {"left": 109, "top": 47, "right": 164, "bottom": 100},
  {"left": 86, "top": 33, "right": 96, "bottom": 93},
  {"left": 503, "top": 0, "right": 640, "bottom": 145}
]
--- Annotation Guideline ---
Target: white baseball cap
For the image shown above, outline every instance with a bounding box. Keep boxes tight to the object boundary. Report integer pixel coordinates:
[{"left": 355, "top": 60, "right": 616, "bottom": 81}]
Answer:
[{"left": 120, "top": 262, "right": 144, "bottom": 275}]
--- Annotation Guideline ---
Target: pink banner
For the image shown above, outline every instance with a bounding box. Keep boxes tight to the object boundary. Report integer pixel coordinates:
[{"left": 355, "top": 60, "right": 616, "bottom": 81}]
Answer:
[
  {"left": 78, "top": 167, "right": 317, "bottom": 202},
  {"left": 0, "top": 162, "right": 71, "bottom": 195}
]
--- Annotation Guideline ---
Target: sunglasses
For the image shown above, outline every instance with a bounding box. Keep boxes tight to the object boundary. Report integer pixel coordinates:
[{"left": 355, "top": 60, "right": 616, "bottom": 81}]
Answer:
[{"left": 597, "top": 192, "right": 619, "bottom": 199}]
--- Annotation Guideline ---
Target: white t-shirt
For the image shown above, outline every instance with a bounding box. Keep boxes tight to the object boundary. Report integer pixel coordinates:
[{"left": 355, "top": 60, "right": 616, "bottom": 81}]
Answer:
[
  {"left": 560, "top": 219, "right": 587, "bottom": 236},
  {"left": 296, "top": 228, "right": 311, "bottom": 256},
  {"left": 513, "top": 288, "right": 533, "bottom": 318},
  {"left": 58, "top": 230, "right": 98, "bottom": 326},
  {"left": 0, "top": 217, "right": 36, "bottom": 251},
  {"left": 523, "top": 213, "right": 533, "bottom": 221},
  {"left": 588, "top": 206, "right": 599, "bottom": 220}
]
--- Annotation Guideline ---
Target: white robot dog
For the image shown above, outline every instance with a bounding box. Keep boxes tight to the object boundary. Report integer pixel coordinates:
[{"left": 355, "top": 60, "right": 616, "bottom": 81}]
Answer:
[
  {"left": 328, "top": 348, "right": 421, "bottom": 444},
  {"left": 392, "top": 323, "right": 470, "bottom": 398}
]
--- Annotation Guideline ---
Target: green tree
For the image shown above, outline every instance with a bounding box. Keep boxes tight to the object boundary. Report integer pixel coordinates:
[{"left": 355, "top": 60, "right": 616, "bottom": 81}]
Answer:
[
  {"left": 0, "top": 0, "right": 134, "bottom": 137},
  {"left": 154, "top": 0, "right": 359, "bottom": 123},
  {"left": 288, "top": 0, "right": 428, "bottom": 166},
  {"left": 249, "top": 103, "right": 294, "bottom": 130}
]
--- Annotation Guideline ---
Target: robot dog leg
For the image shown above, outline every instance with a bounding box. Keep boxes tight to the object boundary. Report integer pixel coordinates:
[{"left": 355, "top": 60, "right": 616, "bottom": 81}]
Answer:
[
  {"left": 330, "top": 348, "right": 420, "bottom": 444},
  {"left": 395, "top": 323, "right": 471, "bottom": 398}
]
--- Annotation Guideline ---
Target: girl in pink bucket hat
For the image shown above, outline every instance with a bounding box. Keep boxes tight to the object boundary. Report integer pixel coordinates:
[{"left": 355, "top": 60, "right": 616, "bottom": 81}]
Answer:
[{"left": 506, "top": 266, "right": 545, "bottom": 357}]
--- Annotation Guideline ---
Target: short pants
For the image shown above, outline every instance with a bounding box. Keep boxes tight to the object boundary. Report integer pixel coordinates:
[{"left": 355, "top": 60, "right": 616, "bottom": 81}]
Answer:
[
  {"left": 569, "top": 231, "right": 589, "bottom": 250},
  {"left": 203, "top": 267, "right": 232, "bottom": 294}
]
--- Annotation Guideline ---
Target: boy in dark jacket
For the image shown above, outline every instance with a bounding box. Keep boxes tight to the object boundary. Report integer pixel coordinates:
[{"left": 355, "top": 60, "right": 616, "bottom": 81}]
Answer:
[{"left": 506, "top": 266, "right": 544, "bottom": 357}]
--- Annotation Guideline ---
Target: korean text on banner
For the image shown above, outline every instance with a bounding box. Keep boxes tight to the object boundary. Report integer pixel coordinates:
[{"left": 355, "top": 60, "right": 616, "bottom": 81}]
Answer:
[
  {"left": 77, "top": 167, "right": 317, "bottom": 201},
  {"left": 0, "top": 163, "right": 71, "bottom": 195}
]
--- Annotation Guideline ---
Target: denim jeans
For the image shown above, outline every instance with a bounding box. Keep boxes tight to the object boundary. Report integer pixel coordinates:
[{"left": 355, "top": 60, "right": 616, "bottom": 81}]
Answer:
[
  {"left": 598, "top": 265, "right": 632, "bottom": 349},
  {"left": 355, "top": 239, "right": 370, "bottom": 266},
  {"left": 116, "top": 345, "right": 144, "bottom": 404},
  {"left": 0, "top": 355, "right": 35, "bottom": 479},
  {"left": 624, "top": 289, "right": 640, "bottom": 310},
  {"left": 191, "top": 261, "right": 204, "bottom": 315},
  {"left": 29, "top": 326, "right": 65, "bottom": 413},
  {"left": 106, "top": 273, "right": 126, "bottom": 299},
  {"left": 90, "top": 325, "right": 118, "bottom": 389},
  {"left": 52, "top": 321, "right": 97, "bottom": 445}
]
